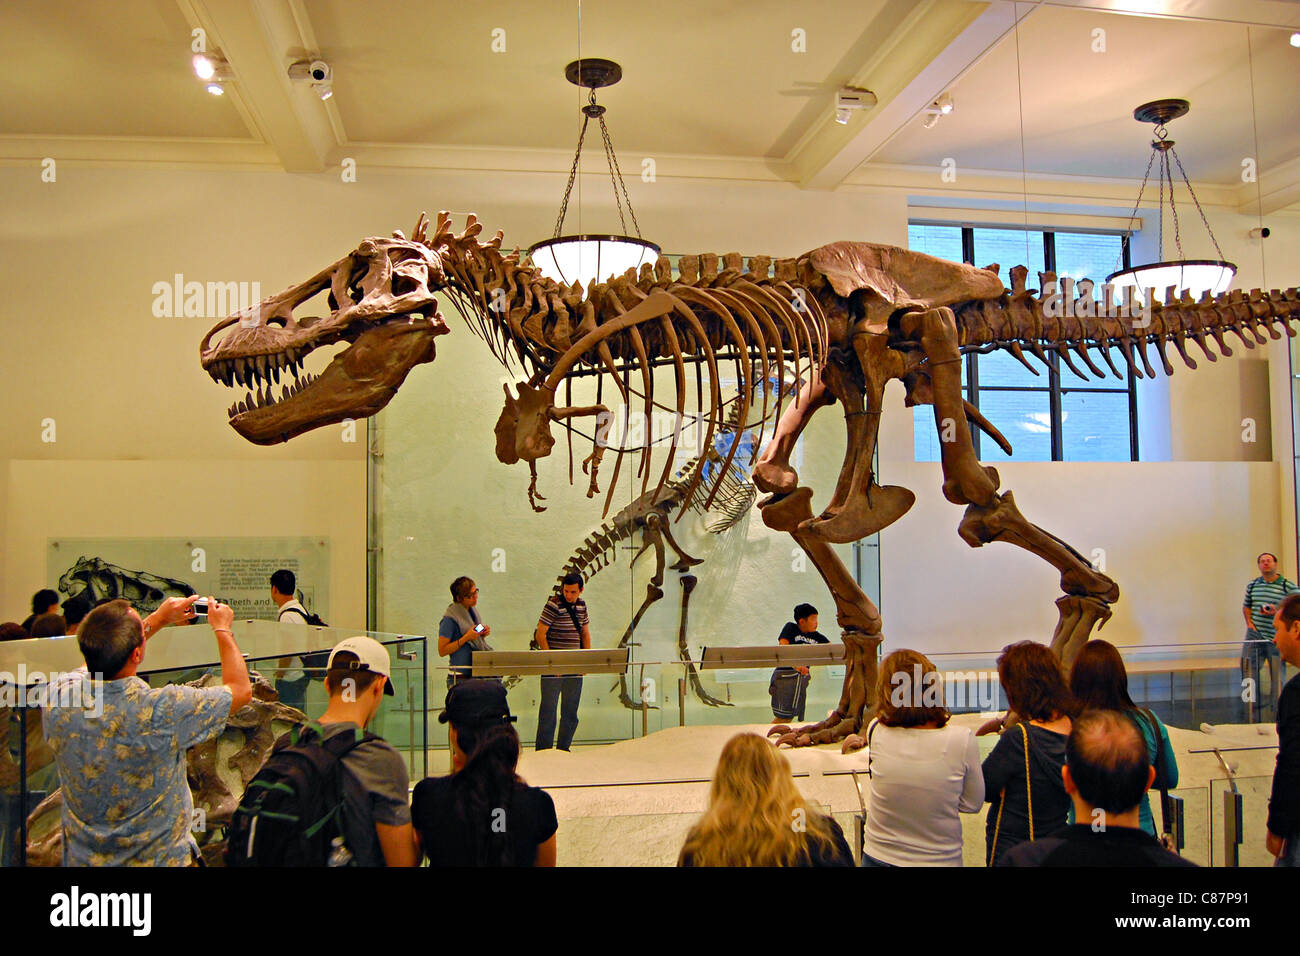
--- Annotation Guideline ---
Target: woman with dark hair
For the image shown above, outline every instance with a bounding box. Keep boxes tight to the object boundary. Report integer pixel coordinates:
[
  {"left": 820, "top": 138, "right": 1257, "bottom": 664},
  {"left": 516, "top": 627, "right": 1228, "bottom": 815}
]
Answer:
[
  {"left": 411, "top": 679, "right": 556, "bottom": 866},
  {"left": 981, "top": 641, "right": 1077, "bottom": 866},
  {"left": 1069, "top": 639, "right": 1179, "bottom": 839}
]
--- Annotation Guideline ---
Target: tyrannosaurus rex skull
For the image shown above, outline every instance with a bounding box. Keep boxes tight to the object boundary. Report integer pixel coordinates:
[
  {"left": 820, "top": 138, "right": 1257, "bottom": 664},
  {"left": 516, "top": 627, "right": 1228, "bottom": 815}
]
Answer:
[{"left": 199, "top": 233, "right": 449, "bottom": 444}]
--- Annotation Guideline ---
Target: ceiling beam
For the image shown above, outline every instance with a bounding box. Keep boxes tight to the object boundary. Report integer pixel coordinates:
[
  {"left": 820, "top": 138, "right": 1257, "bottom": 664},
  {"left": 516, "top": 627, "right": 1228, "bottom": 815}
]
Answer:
[
  {"left": 178, "top": 0, "right": 340, "bottom": 172},
  {"left": 1237, "top": 153, "right": 1300, "bottom": 216},
  {"left": 788, "top": 0, "right": 1038, "bottom": 192},
  {"left": 1039, "top": 0, "right": 1300, "bottom": 29}
]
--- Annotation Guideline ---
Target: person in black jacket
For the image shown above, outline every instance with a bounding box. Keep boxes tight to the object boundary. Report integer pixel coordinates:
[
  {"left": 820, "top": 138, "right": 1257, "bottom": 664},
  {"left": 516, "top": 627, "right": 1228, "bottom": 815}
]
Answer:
[
  {"left": 979, "top": 641, "right": 1077, "bottom": 866},
  {"left": 1268, "top": 593, "right": 1300, "bottom": 865},
  {"left": 1000, "top": 709, "right": 1195, "bottom": 867}
]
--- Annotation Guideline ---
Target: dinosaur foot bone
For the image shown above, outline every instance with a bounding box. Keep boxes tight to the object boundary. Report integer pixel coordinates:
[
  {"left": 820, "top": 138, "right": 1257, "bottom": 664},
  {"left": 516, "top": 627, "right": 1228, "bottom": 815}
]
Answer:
[
  {"left": 799, "top": 483, "right": 915, "bottom": 543},
  {"left": 767, "top": 710, "right": 857, "bottom": 747},
  {"left": 1051, "top": 594, "right": 1113, "bottom": 673},
  {"left": 840, "top": 733, "right": 867, "bottom": 754}
]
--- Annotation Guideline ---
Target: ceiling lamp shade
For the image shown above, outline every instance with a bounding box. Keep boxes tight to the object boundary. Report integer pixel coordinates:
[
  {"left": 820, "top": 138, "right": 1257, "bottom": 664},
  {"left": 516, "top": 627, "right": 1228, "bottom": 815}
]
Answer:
[
  {"left": 1107, "top": 259, "right": 1235, "bottom": 303},
  {"left": 1107, "top": 99, "right": 1235, "bottom": 303},
  {"left": 528, "top": 59, "right": 659, "bottom": 290},
  {"left": 529, "top": 235, "right": 658, "bottom": 289}
]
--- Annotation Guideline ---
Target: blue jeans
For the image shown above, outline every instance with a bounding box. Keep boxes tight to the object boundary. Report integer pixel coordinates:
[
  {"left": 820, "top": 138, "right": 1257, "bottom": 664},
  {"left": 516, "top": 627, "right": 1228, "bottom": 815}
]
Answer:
[
  {"left": 536, "top": 675, "right": 583, "bottom": 751},
  {"left": 860, "top": 851, "right": 897, "bottom": 867},
  {"left": 1275, "top": 833, "right": 1300, "bottom": 867},
  {"left": 1242, "top": 638, "right": 1282, "bottom": 722}
]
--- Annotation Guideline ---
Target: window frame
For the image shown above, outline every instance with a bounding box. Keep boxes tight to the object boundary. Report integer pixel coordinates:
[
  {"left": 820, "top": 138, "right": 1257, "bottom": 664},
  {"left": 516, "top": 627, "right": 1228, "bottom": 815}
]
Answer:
[{"left": 910, "top": 222, "right": 1140, "bottom": 463}]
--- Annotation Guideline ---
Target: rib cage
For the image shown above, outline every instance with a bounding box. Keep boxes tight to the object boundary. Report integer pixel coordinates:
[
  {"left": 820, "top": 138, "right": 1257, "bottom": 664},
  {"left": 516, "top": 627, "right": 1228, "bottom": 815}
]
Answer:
[{"left": 554, "top": 396, "right": 755, "bottom": 592}]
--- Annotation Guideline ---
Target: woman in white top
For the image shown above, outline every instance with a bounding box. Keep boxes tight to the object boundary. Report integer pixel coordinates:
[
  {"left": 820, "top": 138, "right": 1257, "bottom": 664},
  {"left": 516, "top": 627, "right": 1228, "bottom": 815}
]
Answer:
[{"left": 861, "top": 649, "right": 984, "bottom": 866}]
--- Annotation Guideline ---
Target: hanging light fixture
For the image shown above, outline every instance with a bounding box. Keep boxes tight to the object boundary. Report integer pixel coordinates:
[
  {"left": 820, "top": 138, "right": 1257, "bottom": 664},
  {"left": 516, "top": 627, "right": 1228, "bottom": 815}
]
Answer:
[
  {"left": 528, "top": 59, "right": 659, "bottom": 289},
  {"left": 1107, "top": 99, "right": 1235, "bottom": 302}
]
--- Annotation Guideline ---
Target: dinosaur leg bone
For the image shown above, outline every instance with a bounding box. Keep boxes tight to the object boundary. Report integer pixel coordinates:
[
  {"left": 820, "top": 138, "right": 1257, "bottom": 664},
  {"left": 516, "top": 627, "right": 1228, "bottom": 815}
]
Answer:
[
  {"left": 759, "top": 486, "right": 881, "bottom": 746},
  {"left": 907, "top": 306, "right": 1001, "bottom": 507},
  {"left": 649, "top": 511, "right": 703, "bottom": 571},
  {"left": 802, "top": 333, "right": 915, "bottom": 544},
  {"left": 676, "top": 574, "right": 731, "bottom": 708},
  {"left": 956, "top": 490, "right": 1120, "bottom": 606},
  {"left": 752, "top": 375, "right": 834, "bottom": 495}
]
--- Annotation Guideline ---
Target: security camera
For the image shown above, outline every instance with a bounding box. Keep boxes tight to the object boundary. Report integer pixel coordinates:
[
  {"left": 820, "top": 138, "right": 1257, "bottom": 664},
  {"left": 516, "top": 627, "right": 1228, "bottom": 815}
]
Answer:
[
  {"left": 288, "top": 59, "right": 332, "bottom": 84},
  {"left": 1248, "top": 226, "right": 1270, "bottom": 239}
]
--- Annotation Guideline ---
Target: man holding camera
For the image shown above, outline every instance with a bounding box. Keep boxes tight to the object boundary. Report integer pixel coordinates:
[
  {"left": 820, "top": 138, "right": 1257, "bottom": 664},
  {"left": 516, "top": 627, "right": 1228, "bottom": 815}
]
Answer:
[
  {"left": 438, "top": 576, "right": 492, "bottom": 689},
  {"left": 1243, "top": 552, "right": 1298, "bottom": 722},
  {"left": 43, "top": 595, "right": 251, "bottom": 866}
]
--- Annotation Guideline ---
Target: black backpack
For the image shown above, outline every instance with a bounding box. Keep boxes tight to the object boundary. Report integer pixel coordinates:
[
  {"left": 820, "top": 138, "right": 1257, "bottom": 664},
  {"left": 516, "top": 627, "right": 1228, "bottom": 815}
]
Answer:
[
  {"left": 224, "top": 722, "right": 376, "bottom": 867},
  {"left": 280, "top": 605, "right": 331, "bottom": 671}
]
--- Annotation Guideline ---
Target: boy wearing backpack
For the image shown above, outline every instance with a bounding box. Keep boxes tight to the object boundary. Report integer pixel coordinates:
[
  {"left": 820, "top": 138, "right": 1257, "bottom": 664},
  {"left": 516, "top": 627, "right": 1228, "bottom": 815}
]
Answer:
[{"left": 227, "top": 636, "right": 416, "bottom": 867}]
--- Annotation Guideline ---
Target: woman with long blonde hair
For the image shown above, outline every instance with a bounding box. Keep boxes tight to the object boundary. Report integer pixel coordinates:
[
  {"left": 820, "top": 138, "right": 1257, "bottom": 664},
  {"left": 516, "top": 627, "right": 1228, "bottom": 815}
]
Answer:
[{"left": 678, "top": 733, "right": 853, "bottom": 866}]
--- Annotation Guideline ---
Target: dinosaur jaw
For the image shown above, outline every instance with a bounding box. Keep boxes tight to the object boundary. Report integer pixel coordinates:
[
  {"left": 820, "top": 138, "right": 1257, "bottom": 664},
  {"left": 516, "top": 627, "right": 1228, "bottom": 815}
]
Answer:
[{"left": 215, "top": 315, "right": 447, "bottom": 445}]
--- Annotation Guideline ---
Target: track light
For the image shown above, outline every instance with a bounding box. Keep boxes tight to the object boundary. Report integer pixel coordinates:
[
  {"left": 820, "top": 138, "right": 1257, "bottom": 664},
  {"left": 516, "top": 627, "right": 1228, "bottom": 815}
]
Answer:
[
  {"left": 833, "top": 86, "right": 877, "bottom": 125},
  {"left": 1291, "top": 31, "right": 1300, "bottom": 47},
  {"left": 193, "top": 54, "right": 216, "bottom": 80}
]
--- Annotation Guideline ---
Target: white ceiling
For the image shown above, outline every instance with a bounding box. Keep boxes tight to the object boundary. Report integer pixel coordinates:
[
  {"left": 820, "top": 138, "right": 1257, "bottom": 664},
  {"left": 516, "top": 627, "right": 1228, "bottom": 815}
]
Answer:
[{"left": 1, "top": 0, "right": 1297, "bottom": 211}]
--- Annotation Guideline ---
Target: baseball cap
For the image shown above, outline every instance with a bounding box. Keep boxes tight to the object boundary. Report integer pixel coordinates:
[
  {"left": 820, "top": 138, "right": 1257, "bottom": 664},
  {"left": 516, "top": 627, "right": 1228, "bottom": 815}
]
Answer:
[
  {"left": 326, "top": 636, "right": 394, "bottom": 695},
  {"left": 438, "top": 678, "right": 516, "bottom": 725}
]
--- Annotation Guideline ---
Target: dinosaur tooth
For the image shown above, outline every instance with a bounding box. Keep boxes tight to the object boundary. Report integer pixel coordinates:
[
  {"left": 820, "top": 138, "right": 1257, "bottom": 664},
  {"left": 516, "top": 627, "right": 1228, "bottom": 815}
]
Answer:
[{"left": 270, "top": 363, "right": 280, "bottom": 385}]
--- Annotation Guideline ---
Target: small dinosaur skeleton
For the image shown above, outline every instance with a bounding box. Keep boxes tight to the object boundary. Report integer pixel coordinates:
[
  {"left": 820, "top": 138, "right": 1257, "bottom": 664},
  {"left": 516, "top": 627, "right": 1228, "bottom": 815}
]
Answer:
[
  {"left": 200, "top": 212, "right": 1300, "bottom": 745},
  {"left": 550, "top": 383, "right": 777, "bottom": 710}
]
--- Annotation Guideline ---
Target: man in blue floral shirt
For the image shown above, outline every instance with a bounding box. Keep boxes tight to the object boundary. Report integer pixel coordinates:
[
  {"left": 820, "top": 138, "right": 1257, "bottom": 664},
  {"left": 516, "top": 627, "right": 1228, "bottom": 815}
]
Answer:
[{"left": 44, "top": 595, "right": 252, "bottom": 866}]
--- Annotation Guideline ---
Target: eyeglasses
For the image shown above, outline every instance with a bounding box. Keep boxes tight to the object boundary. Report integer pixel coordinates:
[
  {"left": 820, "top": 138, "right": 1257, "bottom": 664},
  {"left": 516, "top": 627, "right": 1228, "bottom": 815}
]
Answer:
[{"left": 470, "top": 589, "right": 479, "bottom": 596}]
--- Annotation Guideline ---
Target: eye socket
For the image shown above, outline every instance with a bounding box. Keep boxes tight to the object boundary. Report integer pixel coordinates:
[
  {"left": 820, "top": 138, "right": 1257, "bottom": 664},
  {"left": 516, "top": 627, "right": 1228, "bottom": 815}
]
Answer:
[{"left": 266, "top": 317, "right": 288, "bottom": 328}]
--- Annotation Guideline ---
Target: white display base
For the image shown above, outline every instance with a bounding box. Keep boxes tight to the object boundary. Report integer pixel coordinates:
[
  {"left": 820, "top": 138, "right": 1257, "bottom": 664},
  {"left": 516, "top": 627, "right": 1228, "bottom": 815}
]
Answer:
[{"left": 505, "top": 715, "right": 1282, "bottom": 867}]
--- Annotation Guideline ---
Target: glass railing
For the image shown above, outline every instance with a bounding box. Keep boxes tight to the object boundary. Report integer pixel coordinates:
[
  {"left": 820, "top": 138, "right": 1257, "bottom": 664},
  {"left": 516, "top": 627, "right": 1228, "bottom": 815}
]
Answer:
[
  {"left": 1, "top": 619, "right": 427, "bottom": 866},
  {"left": 1210, "top": 774, "right": 1277, "bottom": 868}
]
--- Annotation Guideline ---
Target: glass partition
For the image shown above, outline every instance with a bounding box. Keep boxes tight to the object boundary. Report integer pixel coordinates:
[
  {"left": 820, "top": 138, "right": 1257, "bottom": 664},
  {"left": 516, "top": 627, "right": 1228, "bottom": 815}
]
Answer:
[{"left": 1210, "top": 775, "right": 1276, "bottom": 868}]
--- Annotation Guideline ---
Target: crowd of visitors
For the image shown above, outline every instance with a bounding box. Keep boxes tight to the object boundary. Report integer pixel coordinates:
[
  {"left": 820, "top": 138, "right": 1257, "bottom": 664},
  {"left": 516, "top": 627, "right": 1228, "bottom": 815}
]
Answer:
[{"left": 4, "top": 575, "right": 1300, "bottom": 868}]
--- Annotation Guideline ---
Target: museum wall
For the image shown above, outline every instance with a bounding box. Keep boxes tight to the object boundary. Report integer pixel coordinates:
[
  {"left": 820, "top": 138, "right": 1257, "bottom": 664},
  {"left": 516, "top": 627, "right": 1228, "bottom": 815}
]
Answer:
[{"left": 1, "top": 163, "right": 1297, "bottom": 655}]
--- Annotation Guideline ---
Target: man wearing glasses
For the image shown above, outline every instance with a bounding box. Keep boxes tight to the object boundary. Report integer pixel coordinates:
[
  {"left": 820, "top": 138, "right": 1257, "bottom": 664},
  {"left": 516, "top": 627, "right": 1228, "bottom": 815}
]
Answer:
[{"left": 438, "top": 576, "right": 493, "bottom": 688}]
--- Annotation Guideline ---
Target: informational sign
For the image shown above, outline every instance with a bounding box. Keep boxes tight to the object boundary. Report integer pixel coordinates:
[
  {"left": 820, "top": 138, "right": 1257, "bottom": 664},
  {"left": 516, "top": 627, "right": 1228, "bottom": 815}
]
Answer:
[{"left": 46, "top": 537, "right": 330, "bottom": 623}]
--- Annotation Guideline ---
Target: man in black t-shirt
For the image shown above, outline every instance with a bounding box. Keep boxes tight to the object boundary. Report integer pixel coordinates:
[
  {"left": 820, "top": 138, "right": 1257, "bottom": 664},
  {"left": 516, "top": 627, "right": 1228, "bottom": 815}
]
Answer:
[
  {"left": 769, "top": 603, "right": 829, "bottom": 722},
  {"left": 1001, "top": 710, "right": 1195, "bottom": 867}
]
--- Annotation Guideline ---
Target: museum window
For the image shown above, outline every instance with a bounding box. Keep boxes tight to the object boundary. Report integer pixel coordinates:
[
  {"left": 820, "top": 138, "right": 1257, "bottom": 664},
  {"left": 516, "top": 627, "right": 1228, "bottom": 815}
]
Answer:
[{"left": 909, "top": 222, "right": 1139, "bottom": 463}]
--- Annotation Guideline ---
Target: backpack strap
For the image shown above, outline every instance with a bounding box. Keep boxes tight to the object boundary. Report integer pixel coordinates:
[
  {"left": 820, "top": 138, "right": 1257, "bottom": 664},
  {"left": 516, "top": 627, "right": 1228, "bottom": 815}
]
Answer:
[
  {"left": 279, "top": 606, "right": 310, "bottom": 623},
  {"left": 561, "top": 600, "right": 584, "bottom": 637}
]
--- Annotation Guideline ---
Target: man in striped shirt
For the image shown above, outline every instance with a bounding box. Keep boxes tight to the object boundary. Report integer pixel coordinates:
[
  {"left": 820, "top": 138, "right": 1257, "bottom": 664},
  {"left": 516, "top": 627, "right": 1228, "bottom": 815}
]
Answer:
[
  {"left": 534, "top": 572, "right": 591, "bottom": 751},
  {"left": 1243, "top": 552, "right": 1299, "bottom": 722}
]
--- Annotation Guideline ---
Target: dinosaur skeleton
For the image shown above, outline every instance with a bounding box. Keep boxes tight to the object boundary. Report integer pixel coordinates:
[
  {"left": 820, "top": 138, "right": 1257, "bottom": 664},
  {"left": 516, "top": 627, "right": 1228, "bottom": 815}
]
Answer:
[
  {"left": 550, "top": 386, "right": 774, "bottom": 711},
  {"left": 200, "top": 212, "right": 1300, "bottom": 746}
]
